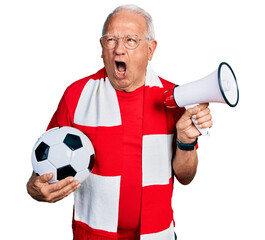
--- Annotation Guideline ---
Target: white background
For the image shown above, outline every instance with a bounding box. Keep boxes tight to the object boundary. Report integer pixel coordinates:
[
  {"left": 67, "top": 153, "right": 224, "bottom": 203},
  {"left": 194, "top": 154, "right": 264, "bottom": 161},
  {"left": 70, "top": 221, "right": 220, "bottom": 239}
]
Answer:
[{"left": 1, "top": 0, "right": 264, "bottom": 239}]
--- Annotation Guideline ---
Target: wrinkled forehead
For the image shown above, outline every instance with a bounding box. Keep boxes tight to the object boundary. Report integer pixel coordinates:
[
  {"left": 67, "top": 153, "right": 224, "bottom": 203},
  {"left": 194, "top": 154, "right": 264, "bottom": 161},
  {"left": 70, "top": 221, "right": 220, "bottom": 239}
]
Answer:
[{"left": 104, "top": 10, "right": 147, "bottom": 37}]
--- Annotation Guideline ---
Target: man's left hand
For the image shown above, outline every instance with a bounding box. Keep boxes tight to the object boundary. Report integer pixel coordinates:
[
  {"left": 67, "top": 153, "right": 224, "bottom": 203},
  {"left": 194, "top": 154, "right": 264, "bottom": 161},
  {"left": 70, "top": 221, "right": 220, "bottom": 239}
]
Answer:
[{"left": 176, "top": 103, "right": 213, "bottom": 143}]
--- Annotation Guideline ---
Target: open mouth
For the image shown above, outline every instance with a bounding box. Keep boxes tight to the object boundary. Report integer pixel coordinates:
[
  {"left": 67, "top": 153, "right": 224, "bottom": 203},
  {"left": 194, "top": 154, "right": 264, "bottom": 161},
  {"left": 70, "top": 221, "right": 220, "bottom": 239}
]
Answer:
[{"left": 115, "top": 61, "right": 127, "bottom": 75}]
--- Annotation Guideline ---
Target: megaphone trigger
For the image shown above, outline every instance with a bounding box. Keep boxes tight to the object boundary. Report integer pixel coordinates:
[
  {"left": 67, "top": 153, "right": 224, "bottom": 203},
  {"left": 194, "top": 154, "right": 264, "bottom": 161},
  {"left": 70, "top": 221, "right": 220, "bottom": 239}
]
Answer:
[{"left": 185, "top": 104, "right": 210, "bottom": 136}]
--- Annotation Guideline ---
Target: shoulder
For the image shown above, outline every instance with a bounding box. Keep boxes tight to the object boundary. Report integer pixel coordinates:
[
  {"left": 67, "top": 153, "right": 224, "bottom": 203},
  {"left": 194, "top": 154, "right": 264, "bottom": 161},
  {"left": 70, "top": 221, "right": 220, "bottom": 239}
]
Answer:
[
  {"left": 158, "top": 76, "right": 176, "bottom": 91},
  {"left": 60, "top": 67, "right": 106, "bottom": 114},
  {"left": 158, "top": 76, "right": 185, "bottom": 120},
  {"left": 64, "top": 67, "right": 106, "bottom": 98}
]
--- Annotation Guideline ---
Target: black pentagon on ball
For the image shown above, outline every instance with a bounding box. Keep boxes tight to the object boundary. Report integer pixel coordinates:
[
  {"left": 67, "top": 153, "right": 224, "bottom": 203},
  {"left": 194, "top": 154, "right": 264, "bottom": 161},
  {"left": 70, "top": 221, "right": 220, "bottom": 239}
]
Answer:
[
  {"left": 57, "top": 165, "right": 77, "bottom": 181},
  {"left": 63, "top": 133, "right": 83, "bottom": 151},
  {"left": 88, "top": 154, "right": 95, "bottom": 172},
  {"left": 35, "top": 142, "right": 50, "bottom": 162}
]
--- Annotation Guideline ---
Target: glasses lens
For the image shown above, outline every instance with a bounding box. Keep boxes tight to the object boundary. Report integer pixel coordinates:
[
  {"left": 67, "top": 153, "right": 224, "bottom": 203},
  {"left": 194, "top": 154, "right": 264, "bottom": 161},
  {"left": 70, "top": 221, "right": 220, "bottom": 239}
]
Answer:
[
  {"left": 124, "top": 35, "right": 139, "bottom": 49},
  {"left": 102, "top": 35, "right": 116, "bottom": 49},
  {"left": 101, "top": 35, "right": 141, "bottom": 50}
]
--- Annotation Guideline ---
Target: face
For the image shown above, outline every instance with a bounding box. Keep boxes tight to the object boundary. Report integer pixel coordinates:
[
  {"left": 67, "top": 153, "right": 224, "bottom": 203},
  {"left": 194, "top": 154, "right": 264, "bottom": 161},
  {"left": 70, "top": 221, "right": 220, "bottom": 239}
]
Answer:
[{"left": 101, "top": 10, "right": 157, "bottom": 92}]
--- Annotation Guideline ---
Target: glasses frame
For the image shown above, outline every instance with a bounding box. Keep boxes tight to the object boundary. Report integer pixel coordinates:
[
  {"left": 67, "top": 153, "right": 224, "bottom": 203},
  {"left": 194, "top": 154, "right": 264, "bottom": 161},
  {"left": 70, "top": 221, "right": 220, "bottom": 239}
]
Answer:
[{"left": 100, "top": 34, "right": 150, "bottom": 50}]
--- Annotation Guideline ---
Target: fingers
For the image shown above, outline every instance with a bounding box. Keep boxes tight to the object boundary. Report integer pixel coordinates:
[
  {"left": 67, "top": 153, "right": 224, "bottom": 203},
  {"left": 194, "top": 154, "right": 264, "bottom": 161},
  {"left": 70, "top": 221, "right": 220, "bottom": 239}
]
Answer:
[
  {"left": 193, "top": 105, "right": 213, "bottom": 129},
  {"left": 49, "top": 176, "right": 74, "bottom": 193},
  {"left": 181, "top": 103, "right": 207, "bottom": 120},
  {"left": 47, "top": 178, "right": 81, "bottom": 203},
  {"left": 194, "top": 114, "right": 213, "bottom": 129},
  {"left": 49, "top": 177, "right": 79, "bottom": 194},
  {"left": 176, "top": 103, "right": 212, "bottom": 143},
  {"left": 178, "top": 103, "right": 209, "bottom": 128},
  {"left": 181, "top": 106, "right": 199, "bottom": 121},
  {"left": 44, "top": 177, "right": 81, "bottom": 203}
]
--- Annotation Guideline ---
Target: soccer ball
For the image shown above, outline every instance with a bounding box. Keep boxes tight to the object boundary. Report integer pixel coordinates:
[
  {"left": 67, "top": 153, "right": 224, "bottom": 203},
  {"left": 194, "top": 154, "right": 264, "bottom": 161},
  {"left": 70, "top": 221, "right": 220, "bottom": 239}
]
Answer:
[{"left": 31, "top": 126, "right": 95, "bottom": 183}]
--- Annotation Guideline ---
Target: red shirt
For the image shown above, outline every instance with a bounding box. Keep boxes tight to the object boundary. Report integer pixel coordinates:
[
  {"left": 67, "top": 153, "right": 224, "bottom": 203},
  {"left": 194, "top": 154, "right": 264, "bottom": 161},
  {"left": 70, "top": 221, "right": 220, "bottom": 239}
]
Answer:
[
  {"left": 115, "top": 86, "right": 144, "bottom": 239},
  {"left": 47, "top": 68, "right": 184, "bottom": 240}
]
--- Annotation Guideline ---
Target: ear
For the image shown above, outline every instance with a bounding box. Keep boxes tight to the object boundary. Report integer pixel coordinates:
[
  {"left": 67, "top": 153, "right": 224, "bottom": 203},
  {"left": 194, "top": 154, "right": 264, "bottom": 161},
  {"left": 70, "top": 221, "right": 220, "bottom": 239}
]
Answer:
[
  {"left": 100, "top": 39, "right": 104, "bottom": 58},
  {"left": 148, "top": 40, "right": 157, "bottom": 61}
]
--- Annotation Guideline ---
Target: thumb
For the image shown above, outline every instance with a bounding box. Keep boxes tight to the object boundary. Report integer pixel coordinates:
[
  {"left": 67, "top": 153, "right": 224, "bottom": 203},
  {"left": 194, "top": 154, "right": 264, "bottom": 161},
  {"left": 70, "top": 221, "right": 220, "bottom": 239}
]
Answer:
[
  {"left": 39, "top": 173, "right": 53, "bottom": 183},
  {"left": 182, "top": 105, "right": 200, "bottom": 121}
]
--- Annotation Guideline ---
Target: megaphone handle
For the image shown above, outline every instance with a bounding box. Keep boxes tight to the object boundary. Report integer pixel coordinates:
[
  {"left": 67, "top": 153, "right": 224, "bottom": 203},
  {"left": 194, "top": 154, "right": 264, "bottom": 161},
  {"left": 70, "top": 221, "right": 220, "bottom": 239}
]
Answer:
[{"left": 185, "top": 104, "right": 210, "bottom": 136}]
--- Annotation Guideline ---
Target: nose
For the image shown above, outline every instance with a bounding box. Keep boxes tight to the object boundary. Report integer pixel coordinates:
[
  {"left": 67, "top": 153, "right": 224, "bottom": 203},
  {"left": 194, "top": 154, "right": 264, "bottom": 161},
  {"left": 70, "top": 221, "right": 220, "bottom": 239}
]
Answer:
[{"left": 114, "top": 37, "right": 126, "bottom": 55}]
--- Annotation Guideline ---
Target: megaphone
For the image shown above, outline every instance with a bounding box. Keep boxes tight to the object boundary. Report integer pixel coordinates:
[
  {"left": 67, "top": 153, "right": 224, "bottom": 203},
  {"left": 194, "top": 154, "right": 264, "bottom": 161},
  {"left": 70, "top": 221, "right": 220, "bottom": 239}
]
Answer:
[{"left": 163, "top": 62, "right": 239, "bottom": 135}]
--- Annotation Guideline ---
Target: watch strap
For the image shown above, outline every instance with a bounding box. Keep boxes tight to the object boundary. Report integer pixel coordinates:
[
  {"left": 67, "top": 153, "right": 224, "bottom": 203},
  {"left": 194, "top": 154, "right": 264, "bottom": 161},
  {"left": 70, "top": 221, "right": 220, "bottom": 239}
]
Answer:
[{"left": 177, "top": 138, "right": 198, "bottom": 151}]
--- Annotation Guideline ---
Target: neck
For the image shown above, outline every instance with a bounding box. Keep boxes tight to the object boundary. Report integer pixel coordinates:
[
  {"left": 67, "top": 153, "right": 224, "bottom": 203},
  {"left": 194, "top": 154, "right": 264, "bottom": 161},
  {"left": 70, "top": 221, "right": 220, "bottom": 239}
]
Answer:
[{"left": 117, "top": 82, "right": 145, "bottom": 92}]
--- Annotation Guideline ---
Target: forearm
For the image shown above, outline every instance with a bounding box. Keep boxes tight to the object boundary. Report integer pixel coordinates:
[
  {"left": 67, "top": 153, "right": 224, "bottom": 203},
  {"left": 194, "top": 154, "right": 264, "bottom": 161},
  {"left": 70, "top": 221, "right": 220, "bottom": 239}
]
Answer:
[
  {"left": 172, "top": 148, "right": 198, "bottom": 185},
  {"left": 172, "top": 103, "right": 212, "bottom": 185}
]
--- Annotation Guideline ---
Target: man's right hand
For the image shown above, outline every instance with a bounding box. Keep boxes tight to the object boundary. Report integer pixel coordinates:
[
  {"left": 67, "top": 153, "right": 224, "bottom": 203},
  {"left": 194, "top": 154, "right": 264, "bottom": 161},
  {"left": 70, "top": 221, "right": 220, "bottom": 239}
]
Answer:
[{"left": 26, "top": 172, "right": 81, "bottom": 203}]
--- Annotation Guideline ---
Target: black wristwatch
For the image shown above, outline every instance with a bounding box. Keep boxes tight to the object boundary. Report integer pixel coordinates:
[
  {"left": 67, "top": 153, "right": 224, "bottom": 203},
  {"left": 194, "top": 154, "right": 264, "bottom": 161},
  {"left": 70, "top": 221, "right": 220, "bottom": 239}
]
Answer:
[{"left": 177, "top": 138, "right": 198, "bottom": 151}]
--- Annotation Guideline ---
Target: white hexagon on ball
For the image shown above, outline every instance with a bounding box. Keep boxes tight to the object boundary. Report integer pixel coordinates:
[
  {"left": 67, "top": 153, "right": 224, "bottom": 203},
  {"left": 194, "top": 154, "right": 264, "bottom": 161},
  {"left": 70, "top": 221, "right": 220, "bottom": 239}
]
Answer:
[{"left": 48, "top": 143, "right": 72, "bottom": 169}]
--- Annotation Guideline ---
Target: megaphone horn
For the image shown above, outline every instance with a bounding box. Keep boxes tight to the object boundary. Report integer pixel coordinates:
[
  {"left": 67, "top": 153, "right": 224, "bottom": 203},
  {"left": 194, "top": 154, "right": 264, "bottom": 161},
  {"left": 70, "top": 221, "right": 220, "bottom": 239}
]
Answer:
[{"left": 163, "top": 62, "right": 239, "bottom": 135}]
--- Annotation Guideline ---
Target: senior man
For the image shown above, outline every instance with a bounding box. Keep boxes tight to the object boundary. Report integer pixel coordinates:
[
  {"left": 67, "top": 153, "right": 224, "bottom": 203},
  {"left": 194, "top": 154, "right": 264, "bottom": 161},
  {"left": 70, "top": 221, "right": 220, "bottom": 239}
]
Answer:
[{"left": 27, "top": 4, "right": 212, "bottom": 240}]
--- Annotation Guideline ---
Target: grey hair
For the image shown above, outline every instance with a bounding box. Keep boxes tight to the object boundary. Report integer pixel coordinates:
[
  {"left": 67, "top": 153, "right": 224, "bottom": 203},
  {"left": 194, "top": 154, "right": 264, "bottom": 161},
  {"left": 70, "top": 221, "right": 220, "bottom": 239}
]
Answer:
[{"left": 102, "top": 4, "right": 155, "bottom": 40}]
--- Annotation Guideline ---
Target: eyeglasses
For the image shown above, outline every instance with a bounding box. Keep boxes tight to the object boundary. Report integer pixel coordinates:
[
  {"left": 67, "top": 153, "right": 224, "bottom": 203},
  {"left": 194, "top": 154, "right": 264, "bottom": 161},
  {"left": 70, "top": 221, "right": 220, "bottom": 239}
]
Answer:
[{"left": 100, "top": 34, "right": 149, "bottom": 50}]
